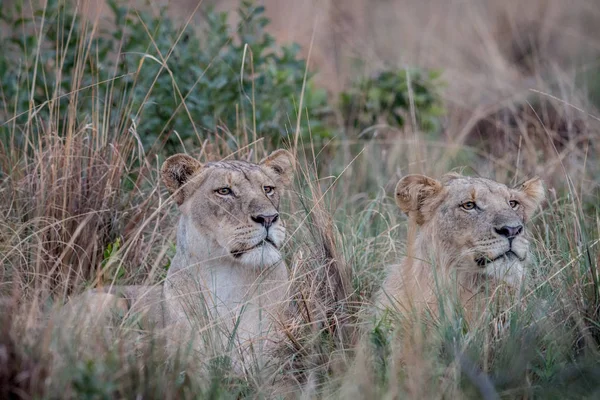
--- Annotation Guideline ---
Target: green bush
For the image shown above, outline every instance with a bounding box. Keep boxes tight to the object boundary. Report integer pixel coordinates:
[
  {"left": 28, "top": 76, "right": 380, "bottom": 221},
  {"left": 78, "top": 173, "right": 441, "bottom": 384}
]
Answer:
[
  {"left": 340, "top": 68, "right": 445, "bottom": 136},
  {"left": 0, "top": 0, "right": 332, "bottom": 153}
]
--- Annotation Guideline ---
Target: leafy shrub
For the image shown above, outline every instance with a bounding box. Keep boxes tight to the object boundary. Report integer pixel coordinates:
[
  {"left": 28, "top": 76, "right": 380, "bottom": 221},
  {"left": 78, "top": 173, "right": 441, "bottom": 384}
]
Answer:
[
  {"left": 340, "top": 68, "right": 445, "bottom": 136},
  {"left": 110, "top": 0, "right": 333, "bottom": 150},
  {"left": 0, "top": 0, "right": 332, "bottom": 153}
]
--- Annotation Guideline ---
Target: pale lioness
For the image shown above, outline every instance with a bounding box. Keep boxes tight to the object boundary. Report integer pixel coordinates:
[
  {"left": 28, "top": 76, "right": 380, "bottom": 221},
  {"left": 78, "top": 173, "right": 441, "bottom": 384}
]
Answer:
[
  {"left": 160, "top": 149, "right": 294, "bottom": 358},
  {"left": 377, "top": 173, "right": 544, "bottom": 321},
  {"left": 65, "top": 149, "right": 294, "bottom": 363}
]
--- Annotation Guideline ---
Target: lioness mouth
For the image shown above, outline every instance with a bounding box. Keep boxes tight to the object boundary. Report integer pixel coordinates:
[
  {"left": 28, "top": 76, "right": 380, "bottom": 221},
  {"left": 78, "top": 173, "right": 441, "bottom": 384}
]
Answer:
[
  {"left": 475, "top": 250, "right": 525, "bottom": 267},
  {"left": 231, "top": 237, "right": 278, "bottom": 258}
]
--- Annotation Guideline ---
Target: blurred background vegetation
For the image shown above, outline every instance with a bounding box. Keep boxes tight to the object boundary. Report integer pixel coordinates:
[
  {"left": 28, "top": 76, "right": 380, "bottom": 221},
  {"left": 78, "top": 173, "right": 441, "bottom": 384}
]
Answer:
[{"left": 0, "top": 0, "right": 446, "bottom": 154}]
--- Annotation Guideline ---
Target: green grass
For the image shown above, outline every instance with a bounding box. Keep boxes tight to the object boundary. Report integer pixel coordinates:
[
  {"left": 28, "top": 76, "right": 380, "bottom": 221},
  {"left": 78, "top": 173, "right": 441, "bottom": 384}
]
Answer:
[{"left": 1, "top": 0, "right": 600, "bottom": 399}]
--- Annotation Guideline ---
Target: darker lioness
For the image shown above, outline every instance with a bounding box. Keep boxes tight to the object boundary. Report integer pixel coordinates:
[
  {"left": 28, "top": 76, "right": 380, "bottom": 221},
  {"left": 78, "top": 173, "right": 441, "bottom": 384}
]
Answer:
[{"left": 378, "top": 173, "right": 544, "bottom": 320}]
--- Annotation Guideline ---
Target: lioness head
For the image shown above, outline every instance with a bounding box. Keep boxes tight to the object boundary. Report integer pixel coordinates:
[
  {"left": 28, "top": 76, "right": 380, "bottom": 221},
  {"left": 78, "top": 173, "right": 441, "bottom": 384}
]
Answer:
[
  {"left": 395, "top": 173, "right": 544, "bottom": 286},
  {"left": 161, "top": 150, "right": 294, "bottom": 268}
]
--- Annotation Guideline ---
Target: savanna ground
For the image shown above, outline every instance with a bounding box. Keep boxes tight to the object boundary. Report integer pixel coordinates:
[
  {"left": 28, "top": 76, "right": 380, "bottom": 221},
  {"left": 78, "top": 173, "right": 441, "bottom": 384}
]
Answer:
[{"left": 1, "top": 0, "right": 599, "bottom": 398}]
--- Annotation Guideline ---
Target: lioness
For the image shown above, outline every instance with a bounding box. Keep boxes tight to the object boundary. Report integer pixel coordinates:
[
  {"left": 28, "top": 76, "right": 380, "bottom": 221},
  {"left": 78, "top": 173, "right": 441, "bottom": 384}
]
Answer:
[
  {"left": 66, "top": 149, "right": 294, "bottom": 363},
  {"left": 378, "top": 173, "right": 544, "bottom": 321}
]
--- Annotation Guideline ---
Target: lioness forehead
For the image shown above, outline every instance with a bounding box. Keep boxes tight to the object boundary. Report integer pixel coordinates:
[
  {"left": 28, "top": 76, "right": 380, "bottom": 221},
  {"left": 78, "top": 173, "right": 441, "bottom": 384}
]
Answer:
[
  {"left": 443, "top": 175, "right": 512, "bottom": 197},
  {"left": 205, "top": 160, "right": 262, "bottom": 172},
  {"left": 200, "top": 160, "right": 274, "bottom": 187}
]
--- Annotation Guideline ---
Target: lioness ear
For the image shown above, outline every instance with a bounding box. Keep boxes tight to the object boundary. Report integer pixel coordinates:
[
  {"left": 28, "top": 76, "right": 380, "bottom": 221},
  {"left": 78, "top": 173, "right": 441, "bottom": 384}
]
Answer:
[
  {"left": 516, "top": 177, "right": 544, "bottom": 219},
  {"left": 161, "top": 154, "right": 203, "bottom": 205},
  {"left": 260, "top": 149, "right": 295, "bottom": 186},
  {"left": 395, "top": 174, "right": 444, "bottom": 225}
]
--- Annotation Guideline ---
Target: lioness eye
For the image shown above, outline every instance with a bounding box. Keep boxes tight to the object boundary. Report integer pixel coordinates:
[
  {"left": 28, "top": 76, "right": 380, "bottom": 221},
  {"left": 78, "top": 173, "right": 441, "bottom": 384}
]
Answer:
[
  {"left": 509, "top": 200, "right": 519, "bottom": 209},
  {"left": 263, "top": 186, "right": 274, "bottom": 195},
  {"left": 215, "top": 187, "right": 232, "bottom": 196},
  {"left": 461, "top": 201, "right": 476, "bottom": 210}
]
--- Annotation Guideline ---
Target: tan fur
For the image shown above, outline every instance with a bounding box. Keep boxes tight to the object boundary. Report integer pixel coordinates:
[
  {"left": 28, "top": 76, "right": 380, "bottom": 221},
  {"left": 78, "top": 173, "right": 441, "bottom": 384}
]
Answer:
[
  {"left": 64, "top": 150, "right": 295, "bottom": 364},
  {"left": 161, "top": 149, "right": 294, "bottom": 361},
  {"left": 378, "top": 173, "right": 544, "bottom": 322}
]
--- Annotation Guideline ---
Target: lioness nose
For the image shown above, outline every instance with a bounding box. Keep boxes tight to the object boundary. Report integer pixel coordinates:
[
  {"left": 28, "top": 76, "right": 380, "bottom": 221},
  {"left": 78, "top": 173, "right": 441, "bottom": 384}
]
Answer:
[
  {"left": 495, "top": 224, "right": 523, "bottom": 239},
  {"left": 252, "top": 213, "right": 279, "bottom": 228}
]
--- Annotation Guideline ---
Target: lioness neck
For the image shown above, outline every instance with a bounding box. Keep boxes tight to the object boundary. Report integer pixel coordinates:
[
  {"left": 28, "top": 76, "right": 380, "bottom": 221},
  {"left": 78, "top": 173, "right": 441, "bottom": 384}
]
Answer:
[
  {"left": 169, "top": 215, "right": 288, "bottom": 278},
  {"left": 380, "top": 226, "right": 503, "bottom": 315},
  {"left": 165, "top": 216, "right": 288, "bottom": 327}
]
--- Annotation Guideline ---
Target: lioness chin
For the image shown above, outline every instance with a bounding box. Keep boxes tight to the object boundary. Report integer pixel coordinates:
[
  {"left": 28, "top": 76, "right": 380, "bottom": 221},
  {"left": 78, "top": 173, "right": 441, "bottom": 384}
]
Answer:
[
  {"left": 377, "top": 173, "right": 544, "bottom": 323},
  {"left": 62, "top": 149, "right": 295, "bottom": 367}
]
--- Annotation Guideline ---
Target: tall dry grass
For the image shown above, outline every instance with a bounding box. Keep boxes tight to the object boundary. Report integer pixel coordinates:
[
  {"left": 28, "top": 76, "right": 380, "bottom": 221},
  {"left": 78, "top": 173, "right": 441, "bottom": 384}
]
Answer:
[{"left": 1, "top": 0, "right": 600, "bottom": 398}]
